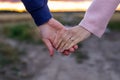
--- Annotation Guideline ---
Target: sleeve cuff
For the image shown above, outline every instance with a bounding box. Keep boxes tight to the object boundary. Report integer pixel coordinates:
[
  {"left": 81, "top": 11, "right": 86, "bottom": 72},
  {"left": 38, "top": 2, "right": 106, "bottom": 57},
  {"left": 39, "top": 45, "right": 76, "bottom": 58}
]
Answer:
[
  {"left": 79, "top": 19, "right": 105, "bottom": 38},
  {"left": 29, "top": 5, "right": 52, "bottom": 26}
]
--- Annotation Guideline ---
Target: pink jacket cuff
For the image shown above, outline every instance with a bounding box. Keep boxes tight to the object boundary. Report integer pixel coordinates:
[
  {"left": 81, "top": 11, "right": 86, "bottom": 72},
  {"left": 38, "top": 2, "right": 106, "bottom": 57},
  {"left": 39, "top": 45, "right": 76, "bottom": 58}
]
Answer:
[{"left": 79, "top": 0, "right": 120, "bottom": 38}]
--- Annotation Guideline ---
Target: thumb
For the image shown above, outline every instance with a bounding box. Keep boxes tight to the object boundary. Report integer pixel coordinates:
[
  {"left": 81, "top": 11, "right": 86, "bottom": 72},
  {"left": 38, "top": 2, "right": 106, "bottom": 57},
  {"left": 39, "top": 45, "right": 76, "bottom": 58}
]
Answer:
[
  {"left": 48, "top": 18, "right": 64, "bottom": 30},
  {"left": 42, "top": 39, "right": 54, "bottom": 56}
]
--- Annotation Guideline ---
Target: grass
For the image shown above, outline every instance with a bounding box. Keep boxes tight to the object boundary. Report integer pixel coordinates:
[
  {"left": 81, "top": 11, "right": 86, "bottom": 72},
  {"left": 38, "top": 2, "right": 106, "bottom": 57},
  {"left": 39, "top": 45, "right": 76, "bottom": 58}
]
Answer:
[
  {"left": 72, "top": 43, "right": 89, "bottom": 63},
  {"left": 0, "top": 12, "right": 120, "bottom": 65},
  {"left": 73, "top": 50, "right": 89, "bottom": 63},
  {"left": 0, "top": 40, "right": 29, "bottom": 79},
  {"left": 53, "top": 12, "right": 83, "bottom": 26},
  {"left": 55, "top": 16, "right": 82, "bottom": 26},
  {"left": 108, "top": 21, "right": 120, "bottom": 31},
  {"left": 0, "top": 40, "right": 24, "bottom": 68},
  {"left": 0, "top": 13, "right": 31, "bottom": 23},
  {"left": 107, "top": 12, "right": 120, "bottom": 31},
  {"left": 1, "top": 23, "right": 43, "bottom": 44}
]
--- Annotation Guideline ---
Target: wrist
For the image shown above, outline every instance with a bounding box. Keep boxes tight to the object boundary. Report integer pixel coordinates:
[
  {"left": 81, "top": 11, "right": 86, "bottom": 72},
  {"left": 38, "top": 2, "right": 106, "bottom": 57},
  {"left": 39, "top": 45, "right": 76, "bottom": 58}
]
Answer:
[
  {"left": 78, "top": 25, "right": 91, "bottom": 37},
  {"left": 78, "top": 25, "right": 91, "bottom": 33},
  {"left": 30, "top": 5, "right": 52, "bottom": 26}
]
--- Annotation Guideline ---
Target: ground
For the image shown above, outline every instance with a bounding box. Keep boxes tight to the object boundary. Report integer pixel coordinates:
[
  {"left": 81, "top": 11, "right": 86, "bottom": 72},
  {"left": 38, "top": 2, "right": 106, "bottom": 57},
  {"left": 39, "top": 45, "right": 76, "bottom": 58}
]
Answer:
[
  {"left": 1, "top": 32, "right": 120, "bottom": 80},
  {"left": 0, "top": 12, "right": 120, "bottom": 80},
  {"left": 30, "top": 32, "right": 120, "bottom": 80}
]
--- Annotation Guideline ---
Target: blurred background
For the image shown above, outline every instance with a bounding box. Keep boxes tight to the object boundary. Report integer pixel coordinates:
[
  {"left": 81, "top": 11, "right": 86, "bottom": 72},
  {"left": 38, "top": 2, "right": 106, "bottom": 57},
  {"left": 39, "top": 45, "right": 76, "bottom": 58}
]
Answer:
[{"left": 0, "top": 0, "right": 120, "bottom": 80}]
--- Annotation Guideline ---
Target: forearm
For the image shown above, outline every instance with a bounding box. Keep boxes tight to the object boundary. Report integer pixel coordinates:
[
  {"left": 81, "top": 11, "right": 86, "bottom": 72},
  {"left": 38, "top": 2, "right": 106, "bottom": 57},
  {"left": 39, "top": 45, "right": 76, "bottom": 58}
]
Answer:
[
  {"left": 79, "top": 0, "right": 120, "bottom": 38},
  {"left": 21, "top": 0, "right": 52, "bottom": 26}
]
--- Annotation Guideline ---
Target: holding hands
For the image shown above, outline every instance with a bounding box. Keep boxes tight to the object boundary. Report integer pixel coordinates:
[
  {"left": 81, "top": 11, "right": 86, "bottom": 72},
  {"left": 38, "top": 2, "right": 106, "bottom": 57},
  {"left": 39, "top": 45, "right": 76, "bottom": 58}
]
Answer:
[
  {"left": 38, "top": 18, "right": 79, "bottom": 56},
  {"left": 53, "top": 25, "right": 91, "bottom": 53},
  {"left": 39, "top": 18, "right": 91, "bottom": 56},
  {"left": 21, "top": 0, "right": 119, "bottom": 56}
]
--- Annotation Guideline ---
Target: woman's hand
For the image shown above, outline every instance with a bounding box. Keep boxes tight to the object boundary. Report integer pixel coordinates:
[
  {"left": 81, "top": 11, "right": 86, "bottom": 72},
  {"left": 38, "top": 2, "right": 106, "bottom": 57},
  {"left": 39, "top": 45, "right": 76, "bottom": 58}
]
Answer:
[
  {"left": 38, "top": 18, "right": 78, "bottom": 56},
  {"left": 53, "top": 25, "right": 91, "bottom": 52}
]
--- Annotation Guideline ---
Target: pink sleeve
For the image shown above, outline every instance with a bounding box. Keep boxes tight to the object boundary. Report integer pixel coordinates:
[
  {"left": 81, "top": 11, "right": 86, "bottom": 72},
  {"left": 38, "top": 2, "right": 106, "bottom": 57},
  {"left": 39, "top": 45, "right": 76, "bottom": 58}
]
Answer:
[{"left": 79, "top": 0, "right": 120, "bottom": 38}]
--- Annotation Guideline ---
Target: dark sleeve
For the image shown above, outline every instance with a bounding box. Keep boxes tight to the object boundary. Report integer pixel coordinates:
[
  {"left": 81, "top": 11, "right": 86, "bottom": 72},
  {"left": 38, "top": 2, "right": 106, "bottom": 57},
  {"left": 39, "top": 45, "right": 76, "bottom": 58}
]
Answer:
[{"left": 21, "top": 0, "right": 52, "bottom": 26}]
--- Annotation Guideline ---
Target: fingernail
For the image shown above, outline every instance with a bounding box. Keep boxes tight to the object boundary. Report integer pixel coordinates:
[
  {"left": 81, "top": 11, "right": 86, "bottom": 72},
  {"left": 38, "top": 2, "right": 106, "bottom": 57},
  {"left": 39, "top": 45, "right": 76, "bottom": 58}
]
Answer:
[
  {"left": 64, "top": 53, "right": 69, "bottom": 56},
  {"left": 50, "top": 54, "right": 53, "bottom": 57}
]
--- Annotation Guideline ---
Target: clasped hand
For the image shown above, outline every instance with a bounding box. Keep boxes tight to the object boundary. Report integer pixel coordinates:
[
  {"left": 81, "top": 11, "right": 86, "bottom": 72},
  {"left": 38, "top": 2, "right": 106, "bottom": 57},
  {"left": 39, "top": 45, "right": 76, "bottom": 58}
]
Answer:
[
  {"left": 39, "top": 18, "right": 91, "bottom": 56},
  {"left": 53, "top": 25, "right": 91, "bottom": 53}
]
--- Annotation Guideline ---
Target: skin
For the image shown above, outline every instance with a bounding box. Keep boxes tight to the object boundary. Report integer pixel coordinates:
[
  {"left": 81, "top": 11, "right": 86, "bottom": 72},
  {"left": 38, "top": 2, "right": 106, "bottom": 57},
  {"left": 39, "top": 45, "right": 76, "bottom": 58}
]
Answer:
[
  {"left": 53, "top": 25, "right": 91, "bottom": 52},
  {"left": 38, "top": 18, "right": 78, "bottom": 56}
]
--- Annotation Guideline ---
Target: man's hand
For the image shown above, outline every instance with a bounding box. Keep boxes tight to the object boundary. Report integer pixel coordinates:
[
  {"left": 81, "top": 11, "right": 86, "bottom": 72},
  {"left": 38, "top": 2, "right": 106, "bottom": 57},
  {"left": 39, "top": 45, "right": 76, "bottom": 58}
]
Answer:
[
  {"left": 38, "top": 18, "right": 78, "bottom": 56},
  {"left": 53, "top": 25, "right": 91, "bottom": 52}
]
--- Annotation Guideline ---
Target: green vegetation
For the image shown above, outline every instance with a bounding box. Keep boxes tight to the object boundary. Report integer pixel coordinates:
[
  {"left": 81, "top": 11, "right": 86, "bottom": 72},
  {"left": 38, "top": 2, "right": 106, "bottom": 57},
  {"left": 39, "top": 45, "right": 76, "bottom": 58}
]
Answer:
[
  {"left": 55, "top": 16, "right": 82, "bottom": 26},
  {"left": 108, "top": 21, "right": 120, "bottom": 31},
  {"left": 1, "top": 23, "right": 43, "bottom": 44},
  {"left": 0, "top": 12, "right": 120, "bottom": 74},
  {"left": 72, "top": 43, "right": 89, "bottom": 63},
  {"left": 53, "top": 12, "right": 120, "bottom": 31},
  {"left": 74, "top": 51, "right": 89, "bottom": 63},
  {"left": 107, "top": 12, "right": 120, "bottom": 31},
  {"left": 0, "top": 40, "right": 24, "bottom": 68},
  {"left": 53, "top": 12, "right": 83, "bottom": 26},
  {"left": 0, "top": 40, "right": 28, "bottom": 79}
]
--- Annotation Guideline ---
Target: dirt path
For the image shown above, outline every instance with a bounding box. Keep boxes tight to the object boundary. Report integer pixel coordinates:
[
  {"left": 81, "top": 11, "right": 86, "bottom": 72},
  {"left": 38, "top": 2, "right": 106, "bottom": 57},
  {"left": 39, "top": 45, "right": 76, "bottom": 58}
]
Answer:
[
  {"left": 1, "top": 32, "right": 120, "bottom": 80},
  {"left": 17, "top": 32, "right": 120, "bottom": 80}
]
